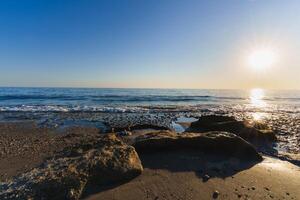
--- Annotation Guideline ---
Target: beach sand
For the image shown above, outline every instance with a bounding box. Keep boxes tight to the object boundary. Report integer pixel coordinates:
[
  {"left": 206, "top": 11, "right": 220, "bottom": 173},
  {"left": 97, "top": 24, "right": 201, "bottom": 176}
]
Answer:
[
  {"left": 0, "top": 121, "right": 299, "bottom": 200},
  {"left": 84, "top": 154, "right": 299, "bottom": 200},
  {"left": 0, "top": 122, "right": 100, "bottom": 181}
]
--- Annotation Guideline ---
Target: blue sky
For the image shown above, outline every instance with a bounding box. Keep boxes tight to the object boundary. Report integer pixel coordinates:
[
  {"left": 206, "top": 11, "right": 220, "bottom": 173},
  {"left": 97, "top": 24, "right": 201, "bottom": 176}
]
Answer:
[{"left": 0, "top": 0, "right": 300, "bottom": 89}]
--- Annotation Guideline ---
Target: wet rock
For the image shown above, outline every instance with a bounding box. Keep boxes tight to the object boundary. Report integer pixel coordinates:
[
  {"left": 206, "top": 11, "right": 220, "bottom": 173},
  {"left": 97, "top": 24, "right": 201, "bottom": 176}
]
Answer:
[
  {"left": 130, "top": 124, "right": 170, "bottom": 131},
  {"left": 113, "top": 123, "right": 170, "bottom": 132},
  {"left": 187, "top": 115, "right": 276, "bottom": 144},
  {"left": 133, "top": 131, "right": 262, "bottom": 161},
  {"left": 0, "top": 134, "right": 143, "bottom": 200}
]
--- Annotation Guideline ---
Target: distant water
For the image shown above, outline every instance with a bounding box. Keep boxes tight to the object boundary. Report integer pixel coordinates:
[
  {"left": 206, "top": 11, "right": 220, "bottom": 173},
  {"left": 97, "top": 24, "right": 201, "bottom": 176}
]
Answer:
[{"left": 0, "top": 87, "right": 299, "bottom": 113}]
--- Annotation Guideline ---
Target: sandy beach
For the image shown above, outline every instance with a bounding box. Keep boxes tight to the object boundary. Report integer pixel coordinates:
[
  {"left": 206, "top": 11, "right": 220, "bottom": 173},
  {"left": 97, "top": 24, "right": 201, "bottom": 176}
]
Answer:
[
  {"left": 0, "top": 118, "right": 299, "bottom": 200},
  {"left": 0, "top": 122, "right": 100, "bottom": 181},
  {"left": 84, "top": 156, "right": 300, "bottom": 200}
]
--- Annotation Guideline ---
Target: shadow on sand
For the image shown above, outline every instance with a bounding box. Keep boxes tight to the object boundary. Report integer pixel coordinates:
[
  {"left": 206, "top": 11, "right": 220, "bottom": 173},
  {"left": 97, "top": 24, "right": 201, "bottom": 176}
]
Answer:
[
  {"left": 81, "top": 149, "right": 261, "bottom": 199},
  {"left": 139, "top": 150, "right": 260, "bottom": 180},
  {"left": 81, "top": 178, "right": 137, "bottom": 199}
]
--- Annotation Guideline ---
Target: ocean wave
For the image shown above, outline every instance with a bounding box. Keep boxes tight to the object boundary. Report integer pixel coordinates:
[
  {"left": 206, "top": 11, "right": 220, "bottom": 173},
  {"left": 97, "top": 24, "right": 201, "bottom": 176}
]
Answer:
[
  {"left": 0, "top": 94, "right": 248, "bottom": 102},
  {"left": 0, "top": 105, "right": 150, "bottom": 113},
  {"left": 0, "top": 88, "right": 299, "bottom": 113},
  {"left": 0, "top": 95, "right": 87, "bottom": 101},
  {"left": 1, "top": 104, "right": 300, "bottom": 114},
  {"left": 273, "top": 97, "right": 300, "bottom": 101},
  {"left": 6, "top": 93, "right": 300, "bottom": 102}
]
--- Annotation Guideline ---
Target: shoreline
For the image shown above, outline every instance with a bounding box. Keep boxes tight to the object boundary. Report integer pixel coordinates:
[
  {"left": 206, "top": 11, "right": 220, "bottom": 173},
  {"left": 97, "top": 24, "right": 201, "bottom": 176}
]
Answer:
[
  {"left": 0, "top": 108, "right": 299, "bottom": 154},
  {"left": 0, "top": 114, "right": 299, "bottom": 199}
]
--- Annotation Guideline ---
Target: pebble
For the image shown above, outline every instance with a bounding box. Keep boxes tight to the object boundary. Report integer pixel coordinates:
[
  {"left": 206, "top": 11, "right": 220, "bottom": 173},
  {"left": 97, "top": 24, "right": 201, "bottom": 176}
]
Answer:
[
  {"left": 212, "top": 190, "right": 219, "bottom": 199},
  {"left": 202, "top": 174, "right": 210, "bottom": 182}
]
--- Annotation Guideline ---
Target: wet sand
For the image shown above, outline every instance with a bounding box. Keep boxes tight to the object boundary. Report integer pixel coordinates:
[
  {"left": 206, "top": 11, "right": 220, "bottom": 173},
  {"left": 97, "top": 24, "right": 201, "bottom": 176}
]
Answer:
[{"left": 0, "top": 122, "right": 100, "bottom": 181}]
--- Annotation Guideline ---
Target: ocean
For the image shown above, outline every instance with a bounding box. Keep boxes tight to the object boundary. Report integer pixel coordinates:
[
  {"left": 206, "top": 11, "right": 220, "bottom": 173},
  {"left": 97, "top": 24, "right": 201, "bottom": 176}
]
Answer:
[{"left": 0, "top": 87, "right": 299, "bottom": 112}]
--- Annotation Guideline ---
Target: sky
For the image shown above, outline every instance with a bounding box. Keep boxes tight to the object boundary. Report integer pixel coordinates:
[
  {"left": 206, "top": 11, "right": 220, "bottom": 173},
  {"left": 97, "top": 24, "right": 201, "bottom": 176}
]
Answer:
[{"left": 0, "top": 0, "right": 300, "bottom": 89}]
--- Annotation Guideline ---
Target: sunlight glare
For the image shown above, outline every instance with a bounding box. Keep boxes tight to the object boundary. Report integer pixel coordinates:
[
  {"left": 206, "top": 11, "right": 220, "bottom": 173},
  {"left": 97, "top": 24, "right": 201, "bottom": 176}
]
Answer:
[
  {"left": 248, "top": 49, "right": 277, "bottom": 71},
  {"left": 252, "top": 112, "right": 267, "bottom": 121},
  {"left": 250, "top": 88, "right": 266, "bottom": 108}
]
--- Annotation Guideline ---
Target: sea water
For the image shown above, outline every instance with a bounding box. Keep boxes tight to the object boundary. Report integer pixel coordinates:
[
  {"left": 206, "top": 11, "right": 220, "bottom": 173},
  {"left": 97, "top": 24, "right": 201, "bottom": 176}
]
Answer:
[{"left": 0, "top": 87, "right": 299, "bottom": 112}]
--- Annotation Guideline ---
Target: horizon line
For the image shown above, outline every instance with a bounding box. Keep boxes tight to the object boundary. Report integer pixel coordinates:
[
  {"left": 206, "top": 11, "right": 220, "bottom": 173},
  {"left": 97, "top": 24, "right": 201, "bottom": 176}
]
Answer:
[{"left": 0, "top": 85, "right": 299, "bottom": 91}]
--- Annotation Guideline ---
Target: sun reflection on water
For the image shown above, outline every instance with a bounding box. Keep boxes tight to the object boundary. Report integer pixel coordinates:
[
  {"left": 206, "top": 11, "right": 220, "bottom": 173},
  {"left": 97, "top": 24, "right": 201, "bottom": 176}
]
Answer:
[
  {"left": 250, "top": 88, "right": 267, "bottom": 108},
  {"left": 252, "top": 112, "right": 263, "bottom": 121},
  {"left": 249, "top": 88, "right": 268, "bottom": 121},
  {"left": 251, "top": 112, "right": 269, "bottom": 122}
]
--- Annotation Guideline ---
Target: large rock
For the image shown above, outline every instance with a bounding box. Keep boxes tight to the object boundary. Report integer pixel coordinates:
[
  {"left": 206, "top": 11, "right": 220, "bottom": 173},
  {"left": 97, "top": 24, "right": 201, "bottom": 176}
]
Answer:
[
  {"left": 0, "top": 134, "right": 143, "bottom": 200},
  {"left": 133, "top": 131, "right": 262, "bottom": 161},
  {"left": 186, "top": 115, "right": 276, "bottom": 144}
]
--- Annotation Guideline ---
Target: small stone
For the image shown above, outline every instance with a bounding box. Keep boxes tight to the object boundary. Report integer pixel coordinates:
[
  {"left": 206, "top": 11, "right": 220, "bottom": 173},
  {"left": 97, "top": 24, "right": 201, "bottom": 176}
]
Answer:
[
  {"left": 202, "top": 174, "right": 210, "bottom": 182},
  {"left": 69, "top": 190, "right": 74, "bottom": 197},
  {"left": 251, "top": 186, "right": 256, "bottom": 190},
  {"left": 117, "top": 130, "right": 132, "bottom": 136},
  {"left": 76, "top": 148, "right": 83, "bottom": 154},
  {"left": 286, "top": 192, "right": 290, "bottom": 196},
  {"left": 213, "top": 190, "right": 219, "bottom": 199}
]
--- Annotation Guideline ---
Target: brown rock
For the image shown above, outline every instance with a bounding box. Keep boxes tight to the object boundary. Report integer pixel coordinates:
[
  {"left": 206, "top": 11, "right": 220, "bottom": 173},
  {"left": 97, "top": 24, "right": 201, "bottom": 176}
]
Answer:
[
  {"left": 187, "top": 115, "right": 277, "bottom": 144},
  {"left": 0, "top": 134, "right": 143, "bottom": 200},
  {"left": 133, "top": 131, "right": 262, "bottom": 161}
]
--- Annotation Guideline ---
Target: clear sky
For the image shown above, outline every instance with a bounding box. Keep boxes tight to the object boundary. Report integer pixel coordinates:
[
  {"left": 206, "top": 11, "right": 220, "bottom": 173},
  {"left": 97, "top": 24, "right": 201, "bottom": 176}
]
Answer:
[{"left": 0, "top": 0, "right": 299, "bottom": 89}]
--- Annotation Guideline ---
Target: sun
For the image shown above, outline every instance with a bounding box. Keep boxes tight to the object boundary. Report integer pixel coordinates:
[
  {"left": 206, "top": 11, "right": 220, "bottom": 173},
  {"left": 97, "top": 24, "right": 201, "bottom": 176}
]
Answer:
[{"left": 248, "top": 49, "right": 277, "bottom": 71}]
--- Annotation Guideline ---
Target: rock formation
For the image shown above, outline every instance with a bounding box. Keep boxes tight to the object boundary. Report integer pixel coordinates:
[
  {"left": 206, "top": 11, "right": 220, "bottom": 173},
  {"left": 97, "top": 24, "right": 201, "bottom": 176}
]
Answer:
[
  {"left": 133, "top": 130, "right": 262, "bottom": 161},
  {"left": 186, "top": 115, "right": 276, "bottom": 145},
  {"left": 0, "top": 134, "right": 143, "bottom": 200}
]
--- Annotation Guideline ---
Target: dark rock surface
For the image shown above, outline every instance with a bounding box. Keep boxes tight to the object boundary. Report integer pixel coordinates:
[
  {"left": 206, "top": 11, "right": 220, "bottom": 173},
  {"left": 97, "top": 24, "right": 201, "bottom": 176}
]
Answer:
[
  {"left": 112, "top": 124, "right": 170, "bottom": 132},
  {"left": 0, "top": 134, "right": 143, "bottom": 200},
  {"left": 133, "top": 130, "right": 262, "bottom": 161},
  {"left": 186, "top": 115, "right": 276, "bottom": 144}
]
